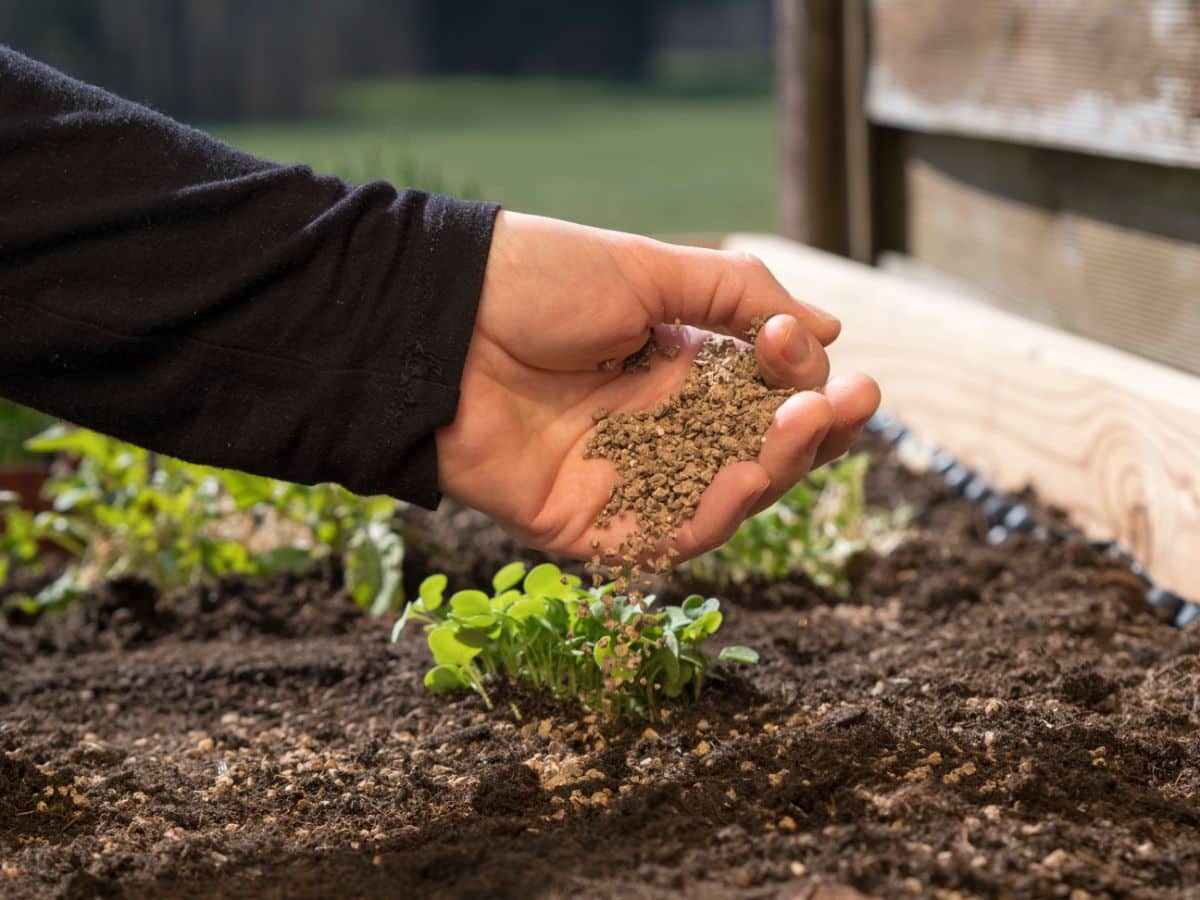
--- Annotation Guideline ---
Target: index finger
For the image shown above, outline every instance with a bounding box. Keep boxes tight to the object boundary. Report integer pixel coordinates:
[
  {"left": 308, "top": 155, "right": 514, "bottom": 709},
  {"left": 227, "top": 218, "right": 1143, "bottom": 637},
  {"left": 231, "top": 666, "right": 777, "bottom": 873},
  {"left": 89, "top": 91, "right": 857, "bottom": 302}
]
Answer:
[{"left": 635, "top": 241, "right": 842, "bottom": 345}]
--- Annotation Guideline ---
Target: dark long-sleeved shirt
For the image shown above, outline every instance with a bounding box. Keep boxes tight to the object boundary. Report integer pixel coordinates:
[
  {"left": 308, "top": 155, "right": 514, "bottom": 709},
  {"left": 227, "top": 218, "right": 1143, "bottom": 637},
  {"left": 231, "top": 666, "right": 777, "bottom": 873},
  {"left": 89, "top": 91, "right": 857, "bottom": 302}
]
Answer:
[{"left": 0, "top": 47, "right": 499, "bottom": 508}]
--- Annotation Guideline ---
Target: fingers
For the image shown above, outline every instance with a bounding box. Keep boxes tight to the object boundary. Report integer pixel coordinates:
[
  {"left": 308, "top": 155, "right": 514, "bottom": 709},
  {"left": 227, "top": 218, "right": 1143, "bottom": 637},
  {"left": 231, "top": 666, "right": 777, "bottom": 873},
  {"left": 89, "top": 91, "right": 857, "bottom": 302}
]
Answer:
[
  {"left": 754, "top": 313, "right": 831, "bottom": 391},
  {"left": 550, "top": 375, "right": 878, "bottom": 563},
  {"left": 680, "top": 377, "right": 878, "bottom": 535},
  {"left": 813, "top": 372, "right": 881, "bottom": 467},
  {"left": 747, "top": 391, "right": 835, "bottom": 515},
  {"left": 682, "top": 391, "right": 834, "bottom": 554},
  {"left": 746, "top": 375, "right": 879, "bottom": 517},
  {"left": 640, "top": 242, "right": 841, "bottom": 346},
  {"left": 674, "top": 461, "right": 771, "bottom": 561}
]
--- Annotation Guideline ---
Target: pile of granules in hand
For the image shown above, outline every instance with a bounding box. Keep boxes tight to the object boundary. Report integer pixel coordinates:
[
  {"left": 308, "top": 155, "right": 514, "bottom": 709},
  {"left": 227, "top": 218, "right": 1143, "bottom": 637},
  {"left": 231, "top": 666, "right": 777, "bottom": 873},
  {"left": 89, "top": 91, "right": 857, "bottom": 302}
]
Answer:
[{"left": 584, "top": 326, "right": 794, "bottom": 590}]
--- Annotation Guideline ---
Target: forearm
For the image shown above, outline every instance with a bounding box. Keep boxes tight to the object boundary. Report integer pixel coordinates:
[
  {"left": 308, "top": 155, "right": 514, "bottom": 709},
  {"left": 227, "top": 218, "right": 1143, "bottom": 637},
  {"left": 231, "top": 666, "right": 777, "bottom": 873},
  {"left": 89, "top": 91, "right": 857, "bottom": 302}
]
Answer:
[{"left": 0, "top": 47, "right": 498, "bottom": 506}]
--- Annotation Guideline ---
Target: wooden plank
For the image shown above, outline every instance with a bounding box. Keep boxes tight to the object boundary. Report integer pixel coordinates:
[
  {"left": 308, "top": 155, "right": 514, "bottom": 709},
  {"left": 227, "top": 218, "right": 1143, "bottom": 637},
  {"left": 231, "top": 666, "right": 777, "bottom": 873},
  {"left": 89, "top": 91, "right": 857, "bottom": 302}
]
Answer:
[
  {"left": 724, "top": 232, "right": 1200, "bottom": 599},
  {"left": 774, "top": 0, "right": 847, "bottom": 252},
  {"left": 866, "top": 0, "right": 1200, "bottom": 169},
  {"left": 842, "top": 0, "right": 873, "bottom": 264},
  {"left": 892, "top": 132, "right": 1200, "bottom": 377}
]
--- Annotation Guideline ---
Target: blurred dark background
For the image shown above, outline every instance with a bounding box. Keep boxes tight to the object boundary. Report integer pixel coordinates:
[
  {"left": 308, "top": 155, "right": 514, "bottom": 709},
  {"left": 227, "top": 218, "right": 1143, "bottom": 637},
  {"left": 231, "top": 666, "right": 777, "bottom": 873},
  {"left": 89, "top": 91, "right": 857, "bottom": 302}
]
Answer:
[{"left": 0, "top": 0, "right": 773, "bottom": 120}]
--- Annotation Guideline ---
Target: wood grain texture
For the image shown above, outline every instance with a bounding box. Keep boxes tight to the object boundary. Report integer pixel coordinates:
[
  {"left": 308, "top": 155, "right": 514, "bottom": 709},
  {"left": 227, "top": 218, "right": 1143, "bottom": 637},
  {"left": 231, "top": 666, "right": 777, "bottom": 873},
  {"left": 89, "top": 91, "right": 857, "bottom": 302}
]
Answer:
[
  {"left": 724, "top": 233, "right": 1200, "bottom": 599},
  {"left": 866, "top": 0, "right": 1200, "bottom": 169},
  {"left": 894, "top": 132, "right": 1200, "bottom": 377}
]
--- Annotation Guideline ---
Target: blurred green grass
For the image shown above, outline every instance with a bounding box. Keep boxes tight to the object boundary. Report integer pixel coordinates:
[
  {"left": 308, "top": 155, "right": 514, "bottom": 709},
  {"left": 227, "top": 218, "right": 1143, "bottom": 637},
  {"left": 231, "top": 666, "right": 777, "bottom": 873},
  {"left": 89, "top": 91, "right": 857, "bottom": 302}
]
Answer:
[{"left": 213, "top": 75, "right": 777, "bottom": 236}]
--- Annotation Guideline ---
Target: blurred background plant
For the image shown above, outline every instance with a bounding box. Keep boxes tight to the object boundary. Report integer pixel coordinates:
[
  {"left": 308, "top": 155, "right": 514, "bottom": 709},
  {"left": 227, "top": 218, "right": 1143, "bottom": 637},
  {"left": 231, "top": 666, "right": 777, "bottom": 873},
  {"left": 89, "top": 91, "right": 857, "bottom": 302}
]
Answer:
[
  {"left": 0, "top": 495, "right": 39, "bottom": 587},
  {"left": 1, "top": 426, "right": 406, "bottom": 616},
  {"left": 0, "top": 401, "right": 54, "bottom": 466},
  {"left": 687, "top": 454, "right": 910, "bottom": 595}
]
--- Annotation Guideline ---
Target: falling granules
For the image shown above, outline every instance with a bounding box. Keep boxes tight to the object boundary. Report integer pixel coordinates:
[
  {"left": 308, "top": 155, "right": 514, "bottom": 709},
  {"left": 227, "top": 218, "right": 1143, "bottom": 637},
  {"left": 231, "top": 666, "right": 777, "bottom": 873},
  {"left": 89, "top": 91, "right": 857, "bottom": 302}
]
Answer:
[
  {"left": 584, "top": 328, "right": 793, "bottom": 586},
  {"left": 580, "top": 324, "right": 793, "bottom": 698}
]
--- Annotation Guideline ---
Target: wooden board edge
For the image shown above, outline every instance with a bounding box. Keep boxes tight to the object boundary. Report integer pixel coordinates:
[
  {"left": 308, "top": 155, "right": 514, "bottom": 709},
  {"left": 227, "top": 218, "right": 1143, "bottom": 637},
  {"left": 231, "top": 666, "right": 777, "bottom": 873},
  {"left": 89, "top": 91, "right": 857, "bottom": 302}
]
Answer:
[
  {"left": 723, "top": 233, "right": 1200, "bottom": 599},
  {"left": 864, "top": 87, "right": 1200, "bottom": 172}
]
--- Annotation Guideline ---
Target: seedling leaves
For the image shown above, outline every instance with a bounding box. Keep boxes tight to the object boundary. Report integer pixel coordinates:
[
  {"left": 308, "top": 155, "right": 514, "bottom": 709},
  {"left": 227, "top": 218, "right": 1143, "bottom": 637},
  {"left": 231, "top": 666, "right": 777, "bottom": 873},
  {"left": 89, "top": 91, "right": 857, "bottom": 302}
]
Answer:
[
  {"left": 391, "top": 561, "right": 761, "bottom": 719},
  {"left": 450, "top": 589, "right": 491, "bottom": 618},
  {"left": 718, "top": 645, "right": 760, "bottom": 664},
  {"left": 524, "top": 563, "right": 572, "bottom": 599},
  {"left": 424, "top": 665, "right": 467, "bottom": 693},
  {"left": 418, "top": 574, "right": 448, "bottom": 610},
  {"left": 492, "top": 561, "right": 526, "bottom": 594},
  {"left": 428, "top": 624, "right": 484, "bottom": 666}
]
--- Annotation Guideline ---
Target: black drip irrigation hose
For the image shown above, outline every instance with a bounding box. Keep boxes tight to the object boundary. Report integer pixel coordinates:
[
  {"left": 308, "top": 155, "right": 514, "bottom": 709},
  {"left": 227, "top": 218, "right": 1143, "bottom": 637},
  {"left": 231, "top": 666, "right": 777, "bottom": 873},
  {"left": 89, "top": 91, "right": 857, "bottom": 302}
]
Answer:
[{"left": 863, "top": 412, "right": 1199, "bottom": 629}]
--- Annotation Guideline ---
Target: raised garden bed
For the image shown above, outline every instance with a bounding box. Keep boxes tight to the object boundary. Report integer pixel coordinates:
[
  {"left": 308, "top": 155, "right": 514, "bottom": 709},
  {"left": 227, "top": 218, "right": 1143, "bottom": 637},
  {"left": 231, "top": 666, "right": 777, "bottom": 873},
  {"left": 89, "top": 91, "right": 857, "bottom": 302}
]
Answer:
[{"left": 3, "top": 436, "right": 1197, "bottom": 899}]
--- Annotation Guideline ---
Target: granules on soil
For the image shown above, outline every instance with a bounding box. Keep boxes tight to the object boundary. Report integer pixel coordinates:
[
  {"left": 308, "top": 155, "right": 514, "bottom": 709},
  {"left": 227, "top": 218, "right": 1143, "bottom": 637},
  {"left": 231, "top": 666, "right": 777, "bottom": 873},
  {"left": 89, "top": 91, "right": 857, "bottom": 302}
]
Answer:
[
  {"left": 4, "top": 438, "right": 1198, "bottom": 898},
  {"left": 584, "top": 325, "right": 792, "bottom": 583}
]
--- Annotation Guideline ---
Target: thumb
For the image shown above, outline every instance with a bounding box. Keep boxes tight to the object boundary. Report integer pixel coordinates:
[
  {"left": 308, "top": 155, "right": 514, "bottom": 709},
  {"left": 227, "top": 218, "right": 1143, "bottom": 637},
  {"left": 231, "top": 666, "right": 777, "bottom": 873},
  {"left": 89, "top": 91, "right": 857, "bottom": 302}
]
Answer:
[{"left": 637, "top": 241, "right": 841, "bottom": 345}]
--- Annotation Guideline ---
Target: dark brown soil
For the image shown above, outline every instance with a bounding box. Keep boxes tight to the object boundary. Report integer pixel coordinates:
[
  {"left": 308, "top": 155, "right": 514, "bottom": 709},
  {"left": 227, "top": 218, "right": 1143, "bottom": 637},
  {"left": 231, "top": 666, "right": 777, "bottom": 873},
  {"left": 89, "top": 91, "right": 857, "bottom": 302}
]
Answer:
[{"left": 2, "top": 441, "right": 1199, "bottom": 899}]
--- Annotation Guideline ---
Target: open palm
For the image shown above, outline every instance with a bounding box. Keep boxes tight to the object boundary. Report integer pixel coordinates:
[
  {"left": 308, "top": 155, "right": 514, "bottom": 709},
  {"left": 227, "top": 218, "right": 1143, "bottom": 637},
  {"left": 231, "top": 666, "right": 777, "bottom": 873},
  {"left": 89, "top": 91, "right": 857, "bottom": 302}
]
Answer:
[{"left": 435, "top": 212, "right": 880, "bottom": 562}]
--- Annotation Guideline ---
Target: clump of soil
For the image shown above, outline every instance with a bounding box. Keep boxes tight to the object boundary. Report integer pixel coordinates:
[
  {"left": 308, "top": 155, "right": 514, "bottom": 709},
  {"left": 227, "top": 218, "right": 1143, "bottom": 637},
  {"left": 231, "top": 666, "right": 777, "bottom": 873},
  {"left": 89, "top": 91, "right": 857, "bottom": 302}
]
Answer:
[
  {"left": 585, "top": 331, "right": 790, "bottom": 579},
  {"left": 0, "top": 733, "right": 96, "bottom": 843}
]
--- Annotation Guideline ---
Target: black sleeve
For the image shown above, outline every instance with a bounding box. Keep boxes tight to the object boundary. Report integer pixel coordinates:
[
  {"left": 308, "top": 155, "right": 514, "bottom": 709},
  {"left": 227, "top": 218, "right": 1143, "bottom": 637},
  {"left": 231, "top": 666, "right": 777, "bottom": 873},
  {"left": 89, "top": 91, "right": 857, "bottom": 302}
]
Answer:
[{"left": 0, "top": 47, "right": 499, "bottom": 509}]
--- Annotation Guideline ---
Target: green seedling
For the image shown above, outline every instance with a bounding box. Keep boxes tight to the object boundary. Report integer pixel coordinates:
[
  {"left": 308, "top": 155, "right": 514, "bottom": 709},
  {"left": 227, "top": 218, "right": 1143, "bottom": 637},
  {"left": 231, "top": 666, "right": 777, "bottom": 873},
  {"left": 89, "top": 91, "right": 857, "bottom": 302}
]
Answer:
[
  {"left": 688, "top": 453, "right": 908, "bottom": 594},
  {"left": 0, "top": 494, "right": 39, "bottom": 587},
  {"left": 1, "top": 425, "right": 406, "bottom": 616},
  {"left": 393, "top": 561, "right": 758, "bottom": 718}
]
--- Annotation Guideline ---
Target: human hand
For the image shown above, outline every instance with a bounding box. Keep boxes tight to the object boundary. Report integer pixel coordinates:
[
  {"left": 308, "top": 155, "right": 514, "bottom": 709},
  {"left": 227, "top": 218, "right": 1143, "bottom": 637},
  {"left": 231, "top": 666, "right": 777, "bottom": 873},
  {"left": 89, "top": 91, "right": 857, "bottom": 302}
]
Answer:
[{"left": 435, "top": 211, "right": 881, "bottom": 561}]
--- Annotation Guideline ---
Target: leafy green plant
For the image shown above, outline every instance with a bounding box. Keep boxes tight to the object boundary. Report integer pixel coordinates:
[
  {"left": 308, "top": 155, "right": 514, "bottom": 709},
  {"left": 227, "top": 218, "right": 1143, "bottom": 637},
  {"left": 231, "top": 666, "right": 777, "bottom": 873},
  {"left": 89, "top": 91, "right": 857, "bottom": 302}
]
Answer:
[
  {"left": 0, "top": 494, "right": 39, "bottom": 587},
  {"left": 0, "top": 400, "right": 55, "bottom": 465},
  {"left": 2, "top": 425, "right": 405, "bottom": 616},
  {"left": 210, "top": 469, "right": 405, "bottom": 616},
  {"left": 687, "top": 454, "right": 908, "bottom": 594},
  {"left": 393, "top": 561, "right": 758, "bottom": 718}
]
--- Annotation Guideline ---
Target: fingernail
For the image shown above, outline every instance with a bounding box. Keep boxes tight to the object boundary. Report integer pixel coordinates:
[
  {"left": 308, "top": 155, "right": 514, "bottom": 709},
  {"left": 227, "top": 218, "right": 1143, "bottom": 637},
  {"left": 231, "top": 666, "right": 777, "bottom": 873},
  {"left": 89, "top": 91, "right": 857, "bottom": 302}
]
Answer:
[
  {"left": 819, "top": 309, "right": 841, "bottom": 328},
  {"left": 805, "top": 302, "right": 840, "bottom": 329},
  {"left": 781, "top": 318, "right": 809, "bottom": 366}
]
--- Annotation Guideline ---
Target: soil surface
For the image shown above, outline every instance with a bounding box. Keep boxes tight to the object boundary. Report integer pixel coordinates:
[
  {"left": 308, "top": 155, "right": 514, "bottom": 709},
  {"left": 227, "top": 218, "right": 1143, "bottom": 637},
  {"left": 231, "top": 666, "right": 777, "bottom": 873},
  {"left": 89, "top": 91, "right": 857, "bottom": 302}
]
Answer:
[{"left": 3, "top": 439, "right": 1199, "bottom": 899}]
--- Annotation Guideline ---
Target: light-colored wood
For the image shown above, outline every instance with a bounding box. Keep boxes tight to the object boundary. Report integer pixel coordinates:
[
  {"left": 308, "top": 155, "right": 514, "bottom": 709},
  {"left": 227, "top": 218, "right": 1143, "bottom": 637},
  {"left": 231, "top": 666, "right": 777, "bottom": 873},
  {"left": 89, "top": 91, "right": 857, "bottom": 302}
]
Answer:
[
  {"left": 894, "top": 132, "right": 1200, "bottom": 377},
  {"left": 774, "top": 0, "right": 847, "bottom": 252},
  {"left": 866, "top": 0, "right": 1200, "bottom": 169},
  {"left": 724, "top": 233, "right": 1200, "bottom": 599}
]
